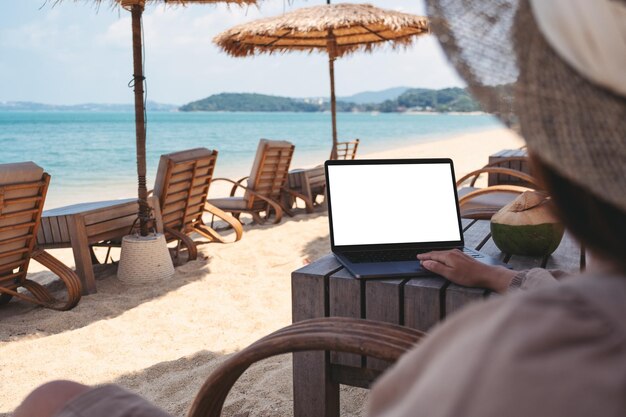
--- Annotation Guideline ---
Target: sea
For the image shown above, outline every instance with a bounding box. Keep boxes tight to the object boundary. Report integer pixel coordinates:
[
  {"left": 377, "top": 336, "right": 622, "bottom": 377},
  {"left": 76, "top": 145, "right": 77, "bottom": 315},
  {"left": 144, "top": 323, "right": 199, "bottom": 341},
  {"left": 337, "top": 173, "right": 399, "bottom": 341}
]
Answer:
[{"left": 0, "top": 111, "right": 501, "bottom": 208}]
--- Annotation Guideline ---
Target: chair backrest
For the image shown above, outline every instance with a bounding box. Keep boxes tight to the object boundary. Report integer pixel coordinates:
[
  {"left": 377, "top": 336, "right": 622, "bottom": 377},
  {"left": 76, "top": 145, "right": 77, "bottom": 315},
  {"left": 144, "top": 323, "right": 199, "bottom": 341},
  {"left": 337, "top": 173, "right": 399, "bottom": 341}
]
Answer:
[
  {"left": 153, "top": 148, "right": 218, "bottom": 235},
  {"left": 0, "top": 162, "right": 48, "bottom": 288},
  {"left": 245, "top": 139, "right": 295, "bottom": 210},
  {"left": 335, "top": 139, "right": 360, "bottom": 160}
]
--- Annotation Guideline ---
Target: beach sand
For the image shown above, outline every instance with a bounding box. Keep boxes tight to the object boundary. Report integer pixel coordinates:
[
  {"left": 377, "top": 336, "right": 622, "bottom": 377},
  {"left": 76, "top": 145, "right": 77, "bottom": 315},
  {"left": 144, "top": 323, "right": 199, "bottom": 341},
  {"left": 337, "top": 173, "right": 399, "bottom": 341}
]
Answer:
[{"left": 0, "top": 127, "right": 523, "bottom": 416}]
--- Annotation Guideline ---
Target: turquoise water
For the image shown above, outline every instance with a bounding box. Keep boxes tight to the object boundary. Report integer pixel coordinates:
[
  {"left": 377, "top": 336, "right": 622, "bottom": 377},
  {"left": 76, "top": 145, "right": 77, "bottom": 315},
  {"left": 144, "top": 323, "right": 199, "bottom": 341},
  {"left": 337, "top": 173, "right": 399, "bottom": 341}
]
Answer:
[{"left": 0, "top": 111, "right": 500, "bottom": 207}]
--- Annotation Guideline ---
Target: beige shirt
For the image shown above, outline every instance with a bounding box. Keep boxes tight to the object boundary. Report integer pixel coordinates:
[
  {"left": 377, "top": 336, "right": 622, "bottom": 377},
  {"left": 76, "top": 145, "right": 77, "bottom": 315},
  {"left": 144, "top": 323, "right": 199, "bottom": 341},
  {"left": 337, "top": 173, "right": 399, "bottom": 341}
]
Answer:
[{"left": 368, "top": 269, "right": 626, "bottom": 417}]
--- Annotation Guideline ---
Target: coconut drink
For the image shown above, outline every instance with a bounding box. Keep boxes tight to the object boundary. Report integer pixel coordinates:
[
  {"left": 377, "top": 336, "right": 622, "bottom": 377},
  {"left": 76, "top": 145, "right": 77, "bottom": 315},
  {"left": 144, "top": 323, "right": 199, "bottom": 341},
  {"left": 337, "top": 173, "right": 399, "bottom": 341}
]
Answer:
[{"left": 490, "top": 191, "right": 565, "bottom": 256}]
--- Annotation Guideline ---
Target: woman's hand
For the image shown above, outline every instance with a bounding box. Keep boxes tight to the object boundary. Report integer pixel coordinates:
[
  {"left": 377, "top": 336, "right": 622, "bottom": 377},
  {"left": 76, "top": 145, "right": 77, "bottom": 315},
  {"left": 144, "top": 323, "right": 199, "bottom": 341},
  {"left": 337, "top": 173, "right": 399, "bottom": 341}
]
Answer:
[{"left": 417, "top": 249, "right": 517, "bottom": 294}]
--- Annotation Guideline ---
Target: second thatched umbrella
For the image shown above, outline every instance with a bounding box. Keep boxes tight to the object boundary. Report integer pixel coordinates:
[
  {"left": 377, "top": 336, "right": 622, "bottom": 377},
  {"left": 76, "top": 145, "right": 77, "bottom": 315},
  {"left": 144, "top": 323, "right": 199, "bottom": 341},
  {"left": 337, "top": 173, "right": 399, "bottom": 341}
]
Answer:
[{"left": 214, "top": 2, "right": 429, "bottom": 159}]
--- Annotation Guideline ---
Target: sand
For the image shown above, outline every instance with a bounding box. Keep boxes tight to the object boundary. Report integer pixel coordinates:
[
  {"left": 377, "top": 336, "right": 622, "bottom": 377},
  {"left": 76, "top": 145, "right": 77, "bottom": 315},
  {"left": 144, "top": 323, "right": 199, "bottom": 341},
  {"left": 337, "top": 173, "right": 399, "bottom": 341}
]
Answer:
[{"left": 0, "top": 127, "right": 524, "bottom": 416}]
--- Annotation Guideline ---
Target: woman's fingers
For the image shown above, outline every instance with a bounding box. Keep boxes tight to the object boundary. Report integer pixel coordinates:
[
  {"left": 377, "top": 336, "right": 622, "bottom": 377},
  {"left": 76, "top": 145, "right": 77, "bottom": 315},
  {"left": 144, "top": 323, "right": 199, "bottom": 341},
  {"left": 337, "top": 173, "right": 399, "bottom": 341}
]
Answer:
[
  {"left": 418, "top": 249, "right": 484, "bottom": 283},
  {"left": 421, "top": 259, "right": 455, "bottom": 278},
  {"left": 417, "top": 249, "right": 462, "bottom": 266}
]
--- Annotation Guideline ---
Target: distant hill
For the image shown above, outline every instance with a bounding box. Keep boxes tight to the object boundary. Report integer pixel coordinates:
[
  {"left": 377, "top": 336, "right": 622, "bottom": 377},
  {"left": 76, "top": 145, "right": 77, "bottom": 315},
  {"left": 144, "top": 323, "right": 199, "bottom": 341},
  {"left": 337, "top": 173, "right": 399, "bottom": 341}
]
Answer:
[
  {"left": 180, "top": 88, "right": 481, "bottom": 113},
  {"left": 338, "top": 87, "right": 411, "bottom": 104},
  {"left": 0, "top": 101, "right": 178, "bottom": 112},
  {"left": 378, "top": 87, "right": 481, "bottom": 113},
  {"left": 180, "top": 93, "right": 357, "bottom": 112}
]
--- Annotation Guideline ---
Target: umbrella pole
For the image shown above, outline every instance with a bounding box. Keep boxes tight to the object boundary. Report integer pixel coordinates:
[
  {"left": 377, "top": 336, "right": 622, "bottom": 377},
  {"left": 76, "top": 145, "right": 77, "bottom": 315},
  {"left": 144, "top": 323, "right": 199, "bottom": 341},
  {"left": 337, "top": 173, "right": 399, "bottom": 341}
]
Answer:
[
  {"left": 328, "top": 32, "right": 338, "bottom": 160},
  {"left": 131, "top": 4, "right": 150, "bottom": 236}
]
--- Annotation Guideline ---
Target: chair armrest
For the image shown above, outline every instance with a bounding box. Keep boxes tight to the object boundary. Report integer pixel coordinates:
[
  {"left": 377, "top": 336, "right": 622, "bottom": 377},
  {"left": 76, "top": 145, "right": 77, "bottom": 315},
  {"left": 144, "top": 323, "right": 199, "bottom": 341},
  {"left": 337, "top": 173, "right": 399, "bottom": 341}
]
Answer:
[
  {"left": 456, "top": 167, "right": 540, "bottom": 188},
  {"left": 458, "top": 184, "right": 534, "bottom": 207},
  {"left": 23, "top": 249, "right": 82, "bottom": 310},
  {"left": 188, "top": 317, "right": 424, "bottom": 417},
  {"left": 202, "top": 202, "right": 244, "bottom": 242},
  {"left": 211, "top": 176, "right": 249, "bottom": 197},
  {"left": 211, "top": 177, "right": 283, "bottom": 223}
]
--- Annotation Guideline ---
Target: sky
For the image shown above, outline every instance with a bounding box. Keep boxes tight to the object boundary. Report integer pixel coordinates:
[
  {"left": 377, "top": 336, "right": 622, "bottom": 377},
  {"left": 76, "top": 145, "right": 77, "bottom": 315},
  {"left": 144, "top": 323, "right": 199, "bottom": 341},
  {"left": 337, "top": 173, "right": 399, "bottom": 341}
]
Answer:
[{"left": 0, "top": 0, "right": 464, "bottom": 105}]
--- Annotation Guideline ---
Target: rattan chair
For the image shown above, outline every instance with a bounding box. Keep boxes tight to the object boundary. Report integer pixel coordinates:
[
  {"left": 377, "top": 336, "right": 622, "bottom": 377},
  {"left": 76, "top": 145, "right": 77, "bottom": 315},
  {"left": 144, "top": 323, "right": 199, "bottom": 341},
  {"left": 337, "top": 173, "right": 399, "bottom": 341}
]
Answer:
[
  {"left": 456, "top": 156, "right": 542, "bottom": 220},
  {"left": 0, "top": 162, "right": 81, "bottom": 310},
  {"left": 152, "top": 148, "right": 243, "bottom": 259},
  {"left": 208, "top": 140, "right": 306, "bottom": 224},
  {"left": 187, "top": 317, "right": 425, "bottom": 417}
]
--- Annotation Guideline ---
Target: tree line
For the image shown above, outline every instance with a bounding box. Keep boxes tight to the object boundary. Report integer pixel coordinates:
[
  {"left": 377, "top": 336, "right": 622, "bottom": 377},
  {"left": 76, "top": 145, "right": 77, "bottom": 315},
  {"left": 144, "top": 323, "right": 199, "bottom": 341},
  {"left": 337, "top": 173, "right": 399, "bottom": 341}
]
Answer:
[{"left": 179, "top": 88, "right": 482, "bottom": 113}]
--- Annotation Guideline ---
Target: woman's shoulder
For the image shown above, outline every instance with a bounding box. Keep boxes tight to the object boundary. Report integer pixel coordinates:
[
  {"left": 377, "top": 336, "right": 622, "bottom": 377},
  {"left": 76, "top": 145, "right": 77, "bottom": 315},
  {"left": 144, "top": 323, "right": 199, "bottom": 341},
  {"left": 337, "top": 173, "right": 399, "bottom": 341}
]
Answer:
[
  {"left": 503, "top": 270, "right": 626, "bottom": 344},
  {"left": 460, "top": 270, "right": 626, "bottom": 354},
  {"left": 368, "top": 271, "right": 626, "bottom": 417}
]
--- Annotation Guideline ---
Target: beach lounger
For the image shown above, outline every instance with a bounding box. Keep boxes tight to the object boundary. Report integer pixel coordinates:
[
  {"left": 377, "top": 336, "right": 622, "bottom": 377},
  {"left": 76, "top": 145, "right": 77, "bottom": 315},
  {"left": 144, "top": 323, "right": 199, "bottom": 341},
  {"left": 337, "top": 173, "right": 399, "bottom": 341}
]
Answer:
[
  {"left": 152, "top": 148, "right": 243, "bottom": 253},
  {"left": 456, "top": 156, "right": 541, "bottom": 219},
  {"left": 208, "top": 139, "right": 303, "bottom": 224},
  {"left": 0, "top": 162, "right": 81, "bottom": 310},
  {"left": 36, "top": 149, "right": 241, "bottom": 294},
  {"left": 335, "top": 138, "right": 360, "bottom": 160}
]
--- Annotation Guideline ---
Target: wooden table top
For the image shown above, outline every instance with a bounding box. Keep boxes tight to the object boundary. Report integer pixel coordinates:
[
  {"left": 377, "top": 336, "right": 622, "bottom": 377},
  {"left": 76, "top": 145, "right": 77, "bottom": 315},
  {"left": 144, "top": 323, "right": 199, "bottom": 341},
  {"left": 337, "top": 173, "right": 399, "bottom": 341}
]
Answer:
[{"left": 461, "top": 218, "right": 582, "bottom": 272}]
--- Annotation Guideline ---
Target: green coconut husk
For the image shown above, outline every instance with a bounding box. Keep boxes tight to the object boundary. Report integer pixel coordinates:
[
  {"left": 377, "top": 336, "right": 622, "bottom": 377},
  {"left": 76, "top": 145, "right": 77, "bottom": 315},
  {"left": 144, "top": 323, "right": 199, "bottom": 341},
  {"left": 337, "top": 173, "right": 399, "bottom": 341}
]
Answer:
[{"left": 491, "top": 191, "right": 565, "bottom": 256}]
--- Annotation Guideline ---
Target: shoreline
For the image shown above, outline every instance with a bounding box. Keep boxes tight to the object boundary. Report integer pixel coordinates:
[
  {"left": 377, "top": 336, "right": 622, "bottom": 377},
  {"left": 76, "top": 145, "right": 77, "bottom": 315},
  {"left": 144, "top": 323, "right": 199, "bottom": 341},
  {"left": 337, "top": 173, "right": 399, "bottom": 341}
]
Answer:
[{"left": 44, "top": 125, "right": 519, "bottom": 209}]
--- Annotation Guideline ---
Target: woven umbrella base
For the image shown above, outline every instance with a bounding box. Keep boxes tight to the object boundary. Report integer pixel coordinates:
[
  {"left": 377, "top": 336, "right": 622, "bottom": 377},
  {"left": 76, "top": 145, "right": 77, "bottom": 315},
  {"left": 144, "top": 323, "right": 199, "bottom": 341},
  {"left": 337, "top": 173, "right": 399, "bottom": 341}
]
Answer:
[{"left": 117, "top": 233, "right": 175, "bottom": 284}]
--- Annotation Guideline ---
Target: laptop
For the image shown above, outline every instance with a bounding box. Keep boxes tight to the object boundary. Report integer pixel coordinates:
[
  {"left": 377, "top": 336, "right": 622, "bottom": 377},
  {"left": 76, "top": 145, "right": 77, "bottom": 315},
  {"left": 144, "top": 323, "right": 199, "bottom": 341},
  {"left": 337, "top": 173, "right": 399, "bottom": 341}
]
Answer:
[{"left": 325, "top": 158, "right": 503, "bottom": 279}]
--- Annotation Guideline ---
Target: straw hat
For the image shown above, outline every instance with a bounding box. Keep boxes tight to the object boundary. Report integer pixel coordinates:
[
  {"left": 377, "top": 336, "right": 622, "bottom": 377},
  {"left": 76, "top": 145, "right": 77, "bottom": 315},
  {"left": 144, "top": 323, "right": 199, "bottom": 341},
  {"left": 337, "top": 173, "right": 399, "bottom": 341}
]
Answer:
[{"left": 425, "top": 0, "right": 626, "bottom": 212}]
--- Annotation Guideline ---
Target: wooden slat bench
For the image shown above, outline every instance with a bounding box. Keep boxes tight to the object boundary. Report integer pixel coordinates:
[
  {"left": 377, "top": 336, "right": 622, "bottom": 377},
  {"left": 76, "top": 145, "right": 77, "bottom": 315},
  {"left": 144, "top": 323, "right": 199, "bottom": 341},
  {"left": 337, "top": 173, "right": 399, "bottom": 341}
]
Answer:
[{"left": 291, "top": 218, "right": 582, "bottom": 417}]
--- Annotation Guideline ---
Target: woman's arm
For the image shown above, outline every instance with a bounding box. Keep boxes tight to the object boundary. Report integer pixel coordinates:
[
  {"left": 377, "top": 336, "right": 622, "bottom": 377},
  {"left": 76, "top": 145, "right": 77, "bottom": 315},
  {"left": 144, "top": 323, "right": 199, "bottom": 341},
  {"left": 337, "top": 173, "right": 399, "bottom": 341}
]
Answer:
[{"left": 416, "top": 250, "right": 564, "bottom": 293}]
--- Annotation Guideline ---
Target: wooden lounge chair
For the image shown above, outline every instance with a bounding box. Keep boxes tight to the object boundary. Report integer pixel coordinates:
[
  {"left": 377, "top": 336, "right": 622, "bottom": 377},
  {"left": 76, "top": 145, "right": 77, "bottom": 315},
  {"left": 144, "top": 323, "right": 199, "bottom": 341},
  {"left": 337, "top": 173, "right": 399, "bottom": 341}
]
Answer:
[
  {"left": 456, "top": 156, "right": 542, "bottom": 220},
  {"left": 187, "top": 317, "right": 424, "bottom": 417},
  {"left": 35, "top": 149, "right": 241, "bottom": 294},
  {"left": 208, "top": 139, "right": 304, "bottom": 224},
  {"left": 335, "top": 138, "right": 360, "bottom": 160},
  {"left": 0, "top": 162, "right": 82, "bottom": 310},
  {"left": 152, "top": 148, "right": 243, "bottom": 256}
]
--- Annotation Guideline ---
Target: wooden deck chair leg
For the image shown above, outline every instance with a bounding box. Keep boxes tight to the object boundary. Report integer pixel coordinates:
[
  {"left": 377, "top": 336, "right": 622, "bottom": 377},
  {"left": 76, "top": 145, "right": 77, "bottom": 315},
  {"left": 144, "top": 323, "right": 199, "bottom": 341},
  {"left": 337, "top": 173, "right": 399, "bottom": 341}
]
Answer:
[
  {"left": 251, "top": 212, "right": 265, "bottom": 225},
  {"left": 164, "top": 226, "right": 197, "bottom": 263},
  {"left": 260, "top": 203, "right": 283, "bottom": 224},
  {"left": 89, "top": 246, "right": 101, "bottom": 265},
  {"left": 104, "top": 247, "right": 112, "bottom": 264},
  {"left": 0, "top": 292, "right": 13, "bottom": 306},
  {"left": 282, "top": 188, "right": 314, "bottom": 214},
  {"left": 195, "top": 203, "right": 243, "bottom": 243},
  {"left": 0, "top": 250, "right": 82, "bottom": 311}
]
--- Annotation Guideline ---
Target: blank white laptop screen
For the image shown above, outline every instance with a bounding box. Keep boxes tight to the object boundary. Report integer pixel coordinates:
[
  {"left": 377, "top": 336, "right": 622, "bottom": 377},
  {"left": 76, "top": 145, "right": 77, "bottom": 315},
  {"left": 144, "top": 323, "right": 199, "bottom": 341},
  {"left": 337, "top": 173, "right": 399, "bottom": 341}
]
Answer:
[{"left": 328, "top": 163, "right": 462, "bottom": 246}]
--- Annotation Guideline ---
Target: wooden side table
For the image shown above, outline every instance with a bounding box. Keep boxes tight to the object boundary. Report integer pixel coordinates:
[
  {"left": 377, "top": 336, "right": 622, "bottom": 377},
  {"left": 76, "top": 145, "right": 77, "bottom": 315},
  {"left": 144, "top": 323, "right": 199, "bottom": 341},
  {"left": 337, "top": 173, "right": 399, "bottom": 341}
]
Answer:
[
  {"left": 285, "top": 167, "right": 326, "bottom": 213},
  {"left": 291, "top": 218, "right": 582, "bottom": 417},
  {"left": 487, "top": 148, "right": 530, "bottom": 186},
  {"left": 36, "top": 197, "right": 162, "bottom": 294}
]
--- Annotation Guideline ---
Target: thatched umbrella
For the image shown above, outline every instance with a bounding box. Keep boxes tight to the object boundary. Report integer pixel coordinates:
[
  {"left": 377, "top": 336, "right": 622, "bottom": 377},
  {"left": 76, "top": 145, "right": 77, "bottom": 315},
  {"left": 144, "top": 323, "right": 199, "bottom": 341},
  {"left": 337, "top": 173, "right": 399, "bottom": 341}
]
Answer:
[
  {"left": 214, "top": 2, "right": 429, "bottom": 159},
  {"left": 59, "top": 0, "right": 256, "bottom": 236}
]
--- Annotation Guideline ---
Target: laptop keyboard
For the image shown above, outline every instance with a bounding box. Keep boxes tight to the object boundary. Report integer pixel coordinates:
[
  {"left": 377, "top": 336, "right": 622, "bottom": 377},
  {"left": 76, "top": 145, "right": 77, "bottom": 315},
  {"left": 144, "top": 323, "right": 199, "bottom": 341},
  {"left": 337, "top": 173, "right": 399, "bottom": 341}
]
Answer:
[{"left": 344, "top": 248, "right": 483, "bottom": 264}]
